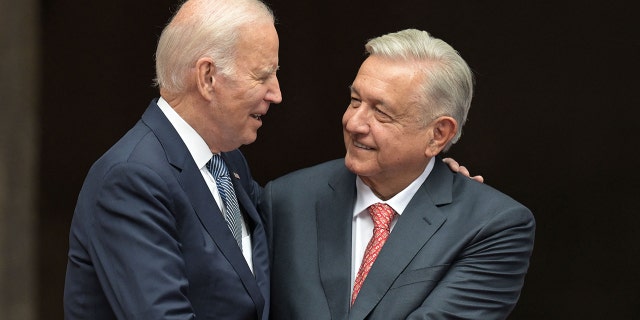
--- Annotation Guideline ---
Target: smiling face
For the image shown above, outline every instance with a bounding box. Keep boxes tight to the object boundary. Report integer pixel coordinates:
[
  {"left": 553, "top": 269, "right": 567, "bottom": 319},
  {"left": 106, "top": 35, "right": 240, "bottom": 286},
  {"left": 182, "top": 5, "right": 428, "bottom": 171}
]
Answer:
[
  {"left": 210, "top": 22, "right": 282, "bottom": 151},
  {"left": 343, "top": 55, "right": 437, "bottom": 199}
]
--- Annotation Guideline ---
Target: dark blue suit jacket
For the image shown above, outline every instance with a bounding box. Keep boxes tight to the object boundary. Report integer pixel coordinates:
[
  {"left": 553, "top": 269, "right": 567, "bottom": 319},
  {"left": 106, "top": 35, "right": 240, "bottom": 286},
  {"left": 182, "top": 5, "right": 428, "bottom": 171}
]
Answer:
[
  {"left": 262, "top": 158, "right": 535, "bottom": 320},
  {"left": 64, "top": 100, "right": 269, "bottom": 319}
]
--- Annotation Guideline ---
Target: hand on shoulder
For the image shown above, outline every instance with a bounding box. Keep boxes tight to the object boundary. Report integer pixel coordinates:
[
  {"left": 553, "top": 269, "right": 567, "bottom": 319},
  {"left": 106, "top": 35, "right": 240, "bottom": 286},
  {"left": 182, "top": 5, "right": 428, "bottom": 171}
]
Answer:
[{"left": 442, "top": 157, "right": 484, "bottom": 183}]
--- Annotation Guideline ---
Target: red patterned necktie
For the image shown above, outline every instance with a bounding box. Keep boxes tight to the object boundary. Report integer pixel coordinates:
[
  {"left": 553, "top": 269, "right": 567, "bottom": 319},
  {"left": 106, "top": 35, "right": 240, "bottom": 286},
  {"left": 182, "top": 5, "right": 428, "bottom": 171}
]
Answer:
[{"left": 351, "top": 202, "right": 396, "bottom": 305}]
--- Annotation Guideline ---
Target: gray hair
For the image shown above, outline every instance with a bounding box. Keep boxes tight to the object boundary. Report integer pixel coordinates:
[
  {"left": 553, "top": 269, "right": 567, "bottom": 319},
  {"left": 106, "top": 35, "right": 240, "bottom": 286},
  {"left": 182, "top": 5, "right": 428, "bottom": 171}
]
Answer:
[
  {"left": 365, "top": 29, "right": 474, "bottom": 150},
  {"left": 154, "top": 0, "right": 275, "bottom": 93}
]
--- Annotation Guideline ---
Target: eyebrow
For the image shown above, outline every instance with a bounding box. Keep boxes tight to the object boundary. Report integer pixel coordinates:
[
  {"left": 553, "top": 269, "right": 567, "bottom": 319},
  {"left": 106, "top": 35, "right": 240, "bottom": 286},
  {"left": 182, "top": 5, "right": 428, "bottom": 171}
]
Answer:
[
  {"left": 256, "top": 65, "right": 279, "bottom": 79},
  {"left": 266, "top": 65, "right": 280, "bottom": 74},
  {"left": 350, "top": 84, "right": 391, "bottom": 110}
]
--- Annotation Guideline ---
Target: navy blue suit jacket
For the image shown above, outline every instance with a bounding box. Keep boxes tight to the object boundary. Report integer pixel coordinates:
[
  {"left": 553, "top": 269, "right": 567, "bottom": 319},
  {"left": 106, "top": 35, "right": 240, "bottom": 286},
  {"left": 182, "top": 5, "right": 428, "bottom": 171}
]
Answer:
[
  {"left": 64, "top": 100, "right": 269, "bottom": 319},
  {"left": 262, "top": 158, "right": 535, "bottom": 320}
]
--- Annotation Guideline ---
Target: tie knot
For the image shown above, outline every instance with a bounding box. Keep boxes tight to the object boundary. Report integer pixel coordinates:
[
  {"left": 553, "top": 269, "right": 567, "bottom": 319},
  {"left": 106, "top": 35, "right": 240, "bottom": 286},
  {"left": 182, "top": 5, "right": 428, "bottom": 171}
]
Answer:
[
  {"left": 206, "top": 154, "right": 228, "bottom": 178},
  {"left": 368, "top": 203, "right": 395, "bottom": 230}
]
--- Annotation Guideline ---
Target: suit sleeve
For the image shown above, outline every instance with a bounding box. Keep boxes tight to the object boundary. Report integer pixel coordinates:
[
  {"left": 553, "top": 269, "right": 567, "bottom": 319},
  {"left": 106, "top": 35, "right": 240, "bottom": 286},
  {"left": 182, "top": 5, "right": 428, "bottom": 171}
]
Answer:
[
  {"left": 90, "top": 162, "right": 194, "bottom": 319},
  {"left": 407, "top": 205, "right": 535, "bottom": 320},
  {"left": 258, "top": 182, "right": 274, "bottom": 259}
]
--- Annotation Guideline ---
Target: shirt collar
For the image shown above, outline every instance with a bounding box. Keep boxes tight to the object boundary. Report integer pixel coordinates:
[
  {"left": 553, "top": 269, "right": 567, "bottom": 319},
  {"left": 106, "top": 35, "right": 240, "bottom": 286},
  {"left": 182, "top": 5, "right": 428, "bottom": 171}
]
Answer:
[
  {"left": 354, "top": 157, "right": 435, "bottom": 217},
  {"left": 157, "top": 97, "right": 213, "bottom": 169}
]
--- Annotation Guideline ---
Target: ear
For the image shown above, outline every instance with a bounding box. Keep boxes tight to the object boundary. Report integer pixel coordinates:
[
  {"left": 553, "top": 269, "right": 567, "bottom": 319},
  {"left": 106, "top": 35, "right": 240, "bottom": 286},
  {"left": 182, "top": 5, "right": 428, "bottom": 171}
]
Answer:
[
  {"left": 425, "top": 116, "right": 458, "bottom": 157},
  {"left": 195, "top": 57, "right": 216, "bottom": 101}
]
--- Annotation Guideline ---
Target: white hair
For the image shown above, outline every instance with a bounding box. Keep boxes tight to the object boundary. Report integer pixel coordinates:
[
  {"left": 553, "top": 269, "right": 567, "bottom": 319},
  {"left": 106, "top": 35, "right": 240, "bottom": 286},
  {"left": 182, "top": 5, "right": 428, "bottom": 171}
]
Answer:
[
  {"left": 154, "top": 0, "right": 275, "bottom": 93},
  {"left": 365, "top": 29, "right": 474, "bottom": 150}
]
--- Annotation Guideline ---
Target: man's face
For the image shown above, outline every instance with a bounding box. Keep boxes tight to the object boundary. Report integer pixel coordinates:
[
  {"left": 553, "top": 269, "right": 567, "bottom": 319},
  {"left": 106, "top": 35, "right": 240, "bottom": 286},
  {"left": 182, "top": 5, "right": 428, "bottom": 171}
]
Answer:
[
  {"left": 343, "top": 55, "right": 434, "bottom": 196},
  {"left": 212, "top": 22, "right": 282, "bottom": 151}
]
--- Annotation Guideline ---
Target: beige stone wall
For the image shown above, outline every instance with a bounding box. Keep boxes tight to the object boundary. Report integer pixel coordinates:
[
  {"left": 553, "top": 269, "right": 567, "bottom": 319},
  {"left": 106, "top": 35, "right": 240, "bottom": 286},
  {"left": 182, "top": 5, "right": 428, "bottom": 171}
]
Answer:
[{"left": 0, "top": 0, "right": 39, "bottom": 318}]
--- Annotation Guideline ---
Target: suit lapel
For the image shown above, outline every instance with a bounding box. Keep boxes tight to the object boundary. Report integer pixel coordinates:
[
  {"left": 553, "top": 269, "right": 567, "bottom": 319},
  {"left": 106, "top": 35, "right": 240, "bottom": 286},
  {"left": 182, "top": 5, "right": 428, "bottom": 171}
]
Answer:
[
  {"left": 317, "top": 167, "right": 357, "bottom": 320},
  {"left": 141, "top": 101, "right": 265, "bottom": 315},
  {"left": 223, "top": 153, "right": 270, "bottom": 304},
  {"left": 349, "top": 159, "right": 452, "bottom": 320},
  {"left": 177, "top": 160, "right": 254, "bottom": 277}
]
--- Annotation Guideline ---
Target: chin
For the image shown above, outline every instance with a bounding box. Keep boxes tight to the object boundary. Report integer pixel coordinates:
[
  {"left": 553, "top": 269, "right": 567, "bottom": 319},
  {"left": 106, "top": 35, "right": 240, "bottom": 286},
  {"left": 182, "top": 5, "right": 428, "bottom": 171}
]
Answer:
[
  {"left": 241, "top": 131, "right": 259, "bottom": 144},
  {"left": 242, "top": 137, "right": 257, "bottom": 146},
  {"left": 344, "top": 157, "right": 364, "bottom": 175}
]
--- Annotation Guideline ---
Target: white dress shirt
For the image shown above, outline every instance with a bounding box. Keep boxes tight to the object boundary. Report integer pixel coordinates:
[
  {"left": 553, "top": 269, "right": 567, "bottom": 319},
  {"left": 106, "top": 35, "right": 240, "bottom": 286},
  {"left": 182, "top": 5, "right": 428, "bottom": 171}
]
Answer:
[
  {"left": 157, "top": 97, "right": 253, "bottom": 272},
  {"left": 351, "top": 157, "right": 435, "bottom": 290}
]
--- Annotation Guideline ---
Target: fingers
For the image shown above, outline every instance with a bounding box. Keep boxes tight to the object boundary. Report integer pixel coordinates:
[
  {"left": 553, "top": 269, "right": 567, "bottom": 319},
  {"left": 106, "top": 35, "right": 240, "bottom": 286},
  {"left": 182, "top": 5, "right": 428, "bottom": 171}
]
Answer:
[
  {"left": 442, "top": 157, "right": 460, "bottom": 171},
  {"left": 457, "top": 165, "right": 471, "bottom": 177},
  {"left": 442, "top": 157, "right": 484, "bottom": 183}
]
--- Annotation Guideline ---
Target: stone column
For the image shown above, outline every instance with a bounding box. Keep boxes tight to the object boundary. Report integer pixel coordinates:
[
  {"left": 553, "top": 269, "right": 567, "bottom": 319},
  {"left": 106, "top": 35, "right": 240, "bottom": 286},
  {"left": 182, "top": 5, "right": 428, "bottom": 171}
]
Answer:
[{"left": 0, "top": 0, "right": 39, "bottom": 318}]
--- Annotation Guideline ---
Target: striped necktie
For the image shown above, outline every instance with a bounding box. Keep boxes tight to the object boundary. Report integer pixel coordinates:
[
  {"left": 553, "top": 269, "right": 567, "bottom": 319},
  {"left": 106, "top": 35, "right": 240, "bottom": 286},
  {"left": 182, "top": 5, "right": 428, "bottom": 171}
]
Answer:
[{"left": 206, "top": 154, "right": 243, "bottom": 250}]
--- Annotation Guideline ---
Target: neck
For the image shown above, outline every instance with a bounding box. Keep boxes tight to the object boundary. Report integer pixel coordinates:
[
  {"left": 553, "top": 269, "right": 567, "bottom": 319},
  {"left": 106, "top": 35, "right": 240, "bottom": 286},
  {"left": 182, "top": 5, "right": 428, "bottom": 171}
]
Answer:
[
  {"left": 359, "top": 161, "right": 430, "bottom": 201},
  {"left": 160, "top": 91, "right": 224, "bottom": 154},
  {"left": 359, "top": 177, "right": 403, "bottom": 201}
]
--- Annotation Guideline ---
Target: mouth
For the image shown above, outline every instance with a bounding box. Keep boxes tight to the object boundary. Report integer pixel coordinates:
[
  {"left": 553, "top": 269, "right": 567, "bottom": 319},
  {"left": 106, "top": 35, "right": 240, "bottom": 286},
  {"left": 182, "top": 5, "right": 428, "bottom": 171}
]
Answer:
[
  {"left": 353, "top": 141, "right": 373, "bottom": 150},
  {"left": 251, "top": 114, "right": 263, "bottom": 121}
]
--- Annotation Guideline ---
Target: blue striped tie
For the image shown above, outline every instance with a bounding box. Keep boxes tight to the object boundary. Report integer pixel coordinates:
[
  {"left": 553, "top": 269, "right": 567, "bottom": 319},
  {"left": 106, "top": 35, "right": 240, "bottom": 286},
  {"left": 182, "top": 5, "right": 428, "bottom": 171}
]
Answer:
[{"left": 207, "top": 154, "right": 243, "bottom": 251}]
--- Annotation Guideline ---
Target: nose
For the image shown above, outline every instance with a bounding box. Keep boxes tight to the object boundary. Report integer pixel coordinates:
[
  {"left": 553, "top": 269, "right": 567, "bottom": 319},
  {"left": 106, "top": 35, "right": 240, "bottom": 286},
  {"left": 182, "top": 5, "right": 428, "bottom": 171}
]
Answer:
[
  {"left": 343, "top": 105, "right": 369, "bottom": 134},
  {"left": 265, "top": 76, "right": 283, "bottom": 104}
]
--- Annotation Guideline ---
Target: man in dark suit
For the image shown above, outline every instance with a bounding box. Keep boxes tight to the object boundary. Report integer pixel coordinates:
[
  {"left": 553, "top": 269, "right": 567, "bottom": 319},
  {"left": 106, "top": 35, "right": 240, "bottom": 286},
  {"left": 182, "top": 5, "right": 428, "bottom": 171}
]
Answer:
[
  {"left": 262, "top": 29, "right": 535, "bottom": 319},
  {"left": 63, "top": 0, "right": 281, "bottom": 318}
]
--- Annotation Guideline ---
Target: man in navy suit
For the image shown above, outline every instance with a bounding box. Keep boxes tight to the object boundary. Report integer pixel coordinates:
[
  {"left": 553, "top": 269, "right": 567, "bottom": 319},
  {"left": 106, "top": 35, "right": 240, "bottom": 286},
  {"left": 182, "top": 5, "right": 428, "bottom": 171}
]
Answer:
[
  {"left": 262, "top": 29, "right": 535, "bottom": 319},
  {"left": 63, "top": 0, "right": 281, "bottom": 318}
]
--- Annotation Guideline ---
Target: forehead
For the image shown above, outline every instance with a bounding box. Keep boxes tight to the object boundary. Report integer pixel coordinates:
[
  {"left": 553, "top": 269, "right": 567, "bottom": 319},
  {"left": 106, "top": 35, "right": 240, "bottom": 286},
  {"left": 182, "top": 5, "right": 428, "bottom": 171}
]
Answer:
[
  {"left": 234, "top": 22, "right": 279, "bottom": 66},
  {"left": 352, "top": 56, "right": 424, "bottom": 105},
  {"left": 238, "top": 21, "right": 278, "bottom": 44}
]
